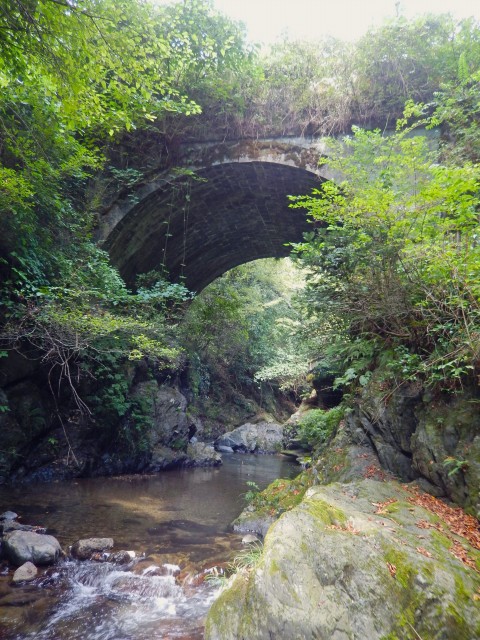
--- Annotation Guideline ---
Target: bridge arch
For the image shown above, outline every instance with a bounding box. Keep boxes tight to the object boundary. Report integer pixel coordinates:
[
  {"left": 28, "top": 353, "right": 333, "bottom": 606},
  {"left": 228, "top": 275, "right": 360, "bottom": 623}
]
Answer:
[{"left": 101, "top": 139, "right": 330, "bottom": 292}]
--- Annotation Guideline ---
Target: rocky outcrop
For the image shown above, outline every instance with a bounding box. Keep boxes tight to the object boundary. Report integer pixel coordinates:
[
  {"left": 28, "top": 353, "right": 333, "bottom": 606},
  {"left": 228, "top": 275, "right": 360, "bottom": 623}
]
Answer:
[
  {"left": 206, "top": 479, "right": 480, "bottom": 640},
  {"left": 3, "top": 530, "right": 62, "bottom": 566},
  {"left": 148, "top": 445, "right": 188, "bottom": 471},
  {"left": 346, "top": 382, "right": 421, "bottom": 481},
  {"left": 346, "top": 381, "right": 480, "bottom": 517},
  {"left": 215, "top": 421, "right": 283, "bottom": 453},
  {"left": 132, "top": 383, "right": 190, "bottom": 451},
  {"left": 412, "top": 394, "right": 480, "bottom": 518}
]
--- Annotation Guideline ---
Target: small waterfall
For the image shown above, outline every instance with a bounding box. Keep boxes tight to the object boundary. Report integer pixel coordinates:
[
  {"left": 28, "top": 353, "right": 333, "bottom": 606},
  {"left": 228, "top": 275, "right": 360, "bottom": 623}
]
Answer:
[{"left": 25, "top": 559, "right": 215, "bottom": 640}]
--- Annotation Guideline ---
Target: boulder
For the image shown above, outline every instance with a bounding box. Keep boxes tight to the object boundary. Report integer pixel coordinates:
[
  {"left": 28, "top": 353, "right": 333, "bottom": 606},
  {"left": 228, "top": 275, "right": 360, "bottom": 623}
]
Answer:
[
  {"left": 215, "top": 422, "right": 283, "bottom": 453},
  {"left": 12, "top": 561, "right": 37, "bottom": 583},
  {"left": 206, "top": 479, "right": 480, "bottom": 640},
  {"left": 71, "top": 537, "right": 114, "bottom": 560},
  {"left": 148, "top": 445, "right": 188, "bottom": 471},
  {"left": 1, "top": 521, "right": 46, "bottom": 536},
  {"left": 185, "top": 442, "right": 222, "bottom": 467},
  {"left": 3, "top": 531, "right": 61, "bottom": 566},
  {"left": 233, "top": 508, "right": 276, "bottom": 539}
]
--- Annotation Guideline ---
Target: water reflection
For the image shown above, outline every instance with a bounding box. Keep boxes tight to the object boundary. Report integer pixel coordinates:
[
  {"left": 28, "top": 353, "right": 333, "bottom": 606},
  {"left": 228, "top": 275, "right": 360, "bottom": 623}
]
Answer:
[{"left": 0, "top": 454, "right": 297, "bottom": 639}]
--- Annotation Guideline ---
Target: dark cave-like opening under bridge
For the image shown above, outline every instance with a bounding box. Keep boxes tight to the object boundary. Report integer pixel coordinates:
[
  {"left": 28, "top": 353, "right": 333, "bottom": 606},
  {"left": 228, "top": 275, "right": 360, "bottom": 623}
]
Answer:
[{"left": 99, "top": 137, "right": 334, "bottom": 292}]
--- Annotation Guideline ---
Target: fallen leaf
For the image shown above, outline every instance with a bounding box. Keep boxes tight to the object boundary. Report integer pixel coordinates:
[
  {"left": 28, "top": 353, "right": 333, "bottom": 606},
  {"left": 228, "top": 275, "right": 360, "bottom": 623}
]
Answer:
[
  {"left": 416, "top": 547, "right": 432, "bottom": 558},
  {"left": 408, "top": 487, "right": 480, "bottom": 551}
]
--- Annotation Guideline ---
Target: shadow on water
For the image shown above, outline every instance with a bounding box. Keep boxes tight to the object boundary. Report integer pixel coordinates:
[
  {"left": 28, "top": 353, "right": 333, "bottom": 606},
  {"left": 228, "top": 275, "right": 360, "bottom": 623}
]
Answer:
[{"left": 0, "top": 454, "right": 297, "bottom": 640}]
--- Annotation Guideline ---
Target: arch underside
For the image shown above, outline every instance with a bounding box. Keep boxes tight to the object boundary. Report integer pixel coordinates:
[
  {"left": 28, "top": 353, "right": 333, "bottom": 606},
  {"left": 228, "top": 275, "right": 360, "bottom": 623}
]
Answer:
[{"left": 105, "top": 162, "right": 323, "bottom": 292}]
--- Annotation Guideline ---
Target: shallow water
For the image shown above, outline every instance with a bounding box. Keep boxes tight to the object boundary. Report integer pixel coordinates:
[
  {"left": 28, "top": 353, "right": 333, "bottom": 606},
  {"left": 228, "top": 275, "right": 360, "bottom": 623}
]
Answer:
[{"left": 0, "top": 454, "right": 296, "bottom": 639}]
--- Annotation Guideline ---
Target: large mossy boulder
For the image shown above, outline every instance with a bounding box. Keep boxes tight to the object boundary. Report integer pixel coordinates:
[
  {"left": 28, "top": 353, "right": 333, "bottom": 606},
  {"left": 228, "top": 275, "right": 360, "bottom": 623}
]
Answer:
[{"left": 206, "top": 479, "right": 480, "bottom": 640}]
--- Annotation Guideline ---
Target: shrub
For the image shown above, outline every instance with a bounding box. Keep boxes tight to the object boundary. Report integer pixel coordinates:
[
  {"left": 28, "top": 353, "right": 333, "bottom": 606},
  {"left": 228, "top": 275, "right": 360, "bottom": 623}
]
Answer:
[{"left": 297, "top": 406, "right": 345, "bottom": 450}]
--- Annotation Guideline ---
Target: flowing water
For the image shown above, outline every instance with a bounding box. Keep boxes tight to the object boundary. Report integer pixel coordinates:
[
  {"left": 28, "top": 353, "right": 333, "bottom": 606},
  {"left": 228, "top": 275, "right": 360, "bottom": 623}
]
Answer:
[{"left": 0, "top": 454, "right": 297, "bottom": 639}]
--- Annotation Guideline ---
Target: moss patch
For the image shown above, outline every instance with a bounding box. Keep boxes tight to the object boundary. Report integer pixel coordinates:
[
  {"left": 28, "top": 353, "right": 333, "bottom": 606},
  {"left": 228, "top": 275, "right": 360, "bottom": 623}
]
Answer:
[
  {"left": 245, "top": 472, "right": 312, "bottom": 519},
  {"left": 383, "top": 547, "right": 416, "bottom": 590},
  {"left": 303, "top": 497, "right": 347, "bottom": 526}
]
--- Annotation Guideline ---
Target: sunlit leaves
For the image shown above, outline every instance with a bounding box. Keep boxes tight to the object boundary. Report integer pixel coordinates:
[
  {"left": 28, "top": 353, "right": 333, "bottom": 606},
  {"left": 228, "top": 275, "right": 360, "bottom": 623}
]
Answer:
[{"left": 291, "top": 118, "right": 480, "bottom": 388}]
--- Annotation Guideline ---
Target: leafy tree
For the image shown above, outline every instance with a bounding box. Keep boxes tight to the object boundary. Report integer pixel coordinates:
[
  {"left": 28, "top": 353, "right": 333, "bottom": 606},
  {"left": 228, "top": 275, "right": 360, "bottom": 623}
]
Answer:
[
  {"left": 351, "top": 15, "right": 480, "bottom": 127},
  {"left": 180, "top": 259, "right": 311, "bottom": 400},
  {"left": 0, "top": 0, "right": 256, "bottom": 440},
  {"left": 291, "top": 116, "right": 480, "bottom": 389}
]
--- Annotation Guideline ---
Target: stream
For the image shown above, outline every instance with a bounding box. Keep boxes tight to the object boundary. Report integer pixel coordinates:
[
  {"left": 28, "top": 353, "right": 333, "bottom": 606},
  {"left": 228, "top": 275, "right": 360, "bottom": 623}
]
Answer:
[{"left": 0, "top": 454, "right": 296, "bottom": 640}]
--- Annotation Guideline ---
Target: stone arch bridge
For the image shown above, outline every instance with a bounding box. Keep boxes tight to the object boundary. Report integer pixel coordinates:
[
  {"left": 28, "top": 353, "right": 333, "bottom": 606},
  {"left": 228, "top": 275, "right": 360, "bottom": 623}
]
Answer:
[{"left": 98, "top": 137, "right": 337, "bottom": 292}]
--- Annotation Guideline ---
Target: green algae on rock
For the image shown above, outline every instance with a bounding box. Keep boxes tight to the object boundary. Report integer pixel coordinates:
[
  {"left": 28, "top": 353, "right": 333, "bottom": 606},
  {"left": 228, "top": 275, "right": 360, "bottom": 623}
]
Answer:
[{"left": 206, "top": 479, "right": 480, "bottom": 640}]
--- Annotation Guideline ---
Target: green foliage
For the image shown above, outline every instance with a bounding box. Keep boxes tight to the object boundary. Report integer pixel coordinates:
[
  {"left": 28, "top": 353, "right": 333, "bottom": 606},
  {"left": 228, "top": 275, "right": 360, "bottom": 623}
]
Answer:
[
  {"left": 207, "top": 14, "right": 480, "bottom": 139},
  {"left": 443, "top": 457, "right": 469, "bottom": 477},
  {"left": 0, "top": 1, "right": 254, "bottom": 439},
  {"left": 2, "top": 1, "right": 480, "bottom": 460},
  {"left": 244, "top": 481, "right": 261, "bottom": 504},
  {"left": 291, "top": 115, "right": 480, "bottom": 390},
  {"left": 297, "top": 407, "right": 345, "bottom": 450},
  {"left": 180, "top": 258, "right": 310, "bottom": 400},
  {"left": 432, "top": 68, "right": 480, "bottom": 164}
]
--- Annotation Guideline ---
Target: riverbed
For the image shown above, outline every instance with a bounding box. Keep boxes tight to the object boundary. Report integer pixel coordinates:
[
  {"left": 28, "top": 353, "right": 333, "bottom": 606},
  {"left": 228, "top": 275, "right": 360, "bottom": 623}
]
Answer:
[{"left": 0, "top": 454, "right": 296, "bottom": 640}]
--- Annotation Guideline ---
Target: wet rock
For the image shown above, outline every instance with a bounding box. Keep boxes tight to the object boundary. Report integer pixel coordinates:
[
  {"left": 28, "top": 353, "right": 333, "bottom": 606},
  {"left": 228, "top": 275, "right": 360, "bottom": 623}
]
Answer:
[
  {"left": 185, "top": 442, "right": 222, "bottom": 467},
  {"left": 216, "top": 445, "right": 234, "bottom": 454},
  {"left": 215, "top": 422, "right": 283, "bottom": 453},
  {"left": 3, "top": 531, "right": 61, "bottom": 566},
  {"left": 241, "top": 534, "right": 259, "bottom": 544},
  {"left": 108, "top": 550, "right": 134, "bottom": 565},
  {"left": 0, "top": 512, "right": 18, "bottom": 521},
  {"left": 71, "top": 537, "right": 114, "bottom": 560},
  {"left": 110, "top": 572, "right": 179, "bottom": 600},
  {"left": 233, "top": 511, "right": 275, "bottom": 539},
  {"left": 206, "top": 479, "right": 480, "bottom": 640},
  {"left": 1, "top": 521, "right": 47, "bottom": 536},
  {"left": 0, "top": 590, "right": 40, "bottom": 607},
  {"left": 12, "top": 562, "right": 37, "bottom": 583}
]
